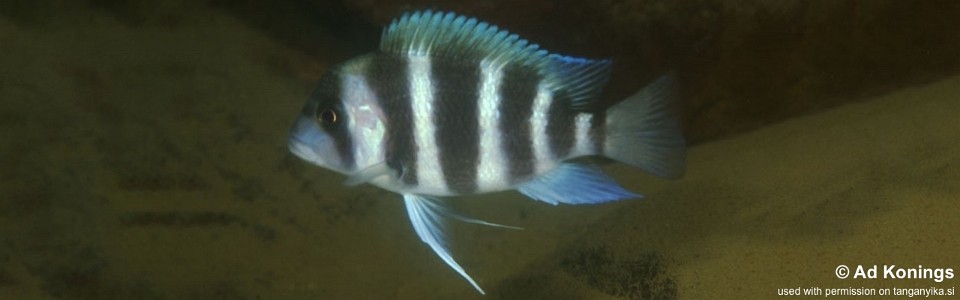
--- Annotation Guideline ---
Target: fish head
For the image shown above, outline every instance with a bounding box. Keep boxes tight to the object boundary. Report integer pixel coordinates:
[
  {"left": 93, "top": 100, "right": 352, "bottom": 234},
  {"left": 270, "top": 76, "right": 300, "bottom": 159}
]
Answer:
[{"left": 288, "top": 58, "right": 387, "bottom": 176}]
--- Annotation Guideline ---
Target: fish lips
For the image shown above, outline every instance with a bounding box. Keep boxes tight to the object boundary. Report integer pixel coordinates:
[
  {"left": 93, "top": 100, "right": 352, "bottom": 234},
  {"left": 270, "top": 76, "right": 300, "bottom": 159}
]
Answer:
[{"left": 288, "top": 116, "right": 338, "bottom": 170}]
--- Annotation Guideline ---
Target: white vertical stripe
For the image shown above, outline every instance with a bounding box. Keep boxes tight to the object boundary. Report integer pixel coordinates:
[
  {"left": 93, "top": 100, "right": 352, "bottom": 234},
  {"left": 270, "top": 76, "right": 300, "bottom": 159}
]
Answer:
[
  {"left": 476, "top": 59, "right": 507, "bottom": 191},
  {"left": 409, "top": 56, "right": 448, "bottom": 194},
  {"left": 342, "top": 73, "right": 386, "bottom": 171},
  {"left": 574, "top": 113, "right": 593, "bottom": 156},
  {"left": 530, "top": 83, "right": 554, "bottom": 175}
]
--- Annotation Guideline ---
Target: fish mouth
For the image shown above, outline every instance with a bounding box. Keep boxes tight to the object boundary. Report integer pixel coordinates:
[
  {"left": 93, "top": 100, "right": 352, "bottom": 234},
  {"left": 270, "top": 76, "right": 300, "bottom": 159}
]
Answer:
[
  {"left": 287, "top": 135, "right": 318, "bottom": 163},
  {"left": 288, "top": 116, "right": 320, "bottom": 159},
  {"left": 287, "top": 134, "right": 309, "bottom": 151}
]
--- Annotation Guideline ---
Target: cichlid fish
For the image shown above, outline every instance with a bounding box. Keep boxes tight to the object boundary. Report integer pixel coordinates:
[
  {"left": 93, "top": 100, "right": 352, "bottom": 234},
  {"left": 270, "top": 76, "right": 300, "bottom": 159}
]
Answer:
[{"left": 288, "top": 10, "right": 685, "bottom": 294}]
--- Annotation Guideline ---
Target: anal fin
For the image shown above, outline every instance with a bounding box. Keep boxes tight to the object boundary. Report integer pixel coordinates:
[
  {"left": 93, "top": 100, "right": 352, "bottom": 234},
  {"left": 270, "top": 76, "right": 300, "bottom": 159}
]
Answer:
[{"left": 517, "top": 163, "right": 640, "bottom": 205}]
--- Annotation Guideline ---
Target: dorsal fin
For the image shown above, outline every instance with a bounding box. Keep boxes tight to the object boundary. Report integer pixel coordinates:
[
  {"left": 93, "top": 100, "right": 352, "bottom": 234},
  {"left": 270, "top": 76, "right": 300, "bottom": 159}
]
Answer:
[
  {"left": 380, "top": 10, "right": 549, "bottom": 67},
  {"left": 381, "top": 10, "right": 611, "bottom": 109},
  {"left": 546, "top": 54, "right": 612, "bottom": 109}
]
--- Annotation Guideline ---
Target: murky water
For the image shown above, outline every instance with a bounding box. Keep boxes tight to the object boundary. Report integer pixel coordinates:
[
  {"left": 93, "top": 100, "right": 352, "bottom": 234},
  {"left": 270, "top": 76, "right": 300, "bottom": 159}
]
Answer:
[{"left": 1, "top": 1, "right": 958, "bottom": 299}]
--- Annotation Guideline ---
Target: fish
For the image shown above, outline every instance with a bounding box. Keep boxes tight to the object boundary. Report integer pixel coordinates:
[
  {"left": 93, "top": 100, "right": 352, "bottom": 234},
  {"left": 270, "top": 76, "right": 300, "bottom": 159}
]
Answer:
[{"left": 288, "top": 10, "right": 686, "bottom": 294}]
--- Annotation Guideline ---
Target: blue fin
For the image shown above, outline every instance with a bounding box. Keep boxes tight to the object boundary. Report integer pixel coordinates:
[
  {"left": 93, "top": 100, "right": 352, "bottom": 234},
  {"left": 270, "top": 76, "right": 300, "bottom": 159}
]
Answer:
[
  {"left": 381, "top": 10, "right": 548, "bottom": 65},
  {"left": 603, "top": 75, "right": 686, "bottom": 179},
  {"left": 544, "top": 55, "right": 612, "bottom": 110},
  {"left": 517, "top": 163, "right": 640, "bottom": 205},
  {"left": 402, "top": 194, "right": 521, "bottom": 294},
  {"left": 381, "top": 10, "right": 611, "bottom": 109}
]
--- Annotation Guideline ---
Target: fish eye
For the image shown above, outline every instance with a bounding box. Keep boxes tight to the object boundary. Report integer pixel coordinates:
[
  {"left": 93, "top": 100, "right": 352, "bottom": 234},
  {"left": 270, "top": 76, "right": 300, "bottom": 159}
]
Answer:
[{"left": 316, "top": 109, "right": 338, "bottom": 125}]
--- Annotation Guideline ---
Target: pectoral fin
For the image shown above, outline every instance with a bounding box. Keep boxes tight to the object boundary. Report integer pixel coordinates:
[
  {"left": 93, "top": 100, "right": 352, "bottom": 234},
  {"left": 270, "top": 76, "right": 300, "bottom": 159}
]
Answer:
[{"left": 343, "top": 162, "right": 397, "bottom": 186}]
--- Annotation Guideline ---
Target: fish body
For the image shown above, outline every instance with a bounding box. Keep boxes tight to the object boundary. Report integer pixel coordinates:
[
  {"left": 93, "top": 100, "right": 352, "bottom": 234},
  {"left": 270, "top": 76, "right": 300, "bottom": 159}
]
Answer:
[{"left": 288, "top": 10, "right": 685, "bottom": 294}]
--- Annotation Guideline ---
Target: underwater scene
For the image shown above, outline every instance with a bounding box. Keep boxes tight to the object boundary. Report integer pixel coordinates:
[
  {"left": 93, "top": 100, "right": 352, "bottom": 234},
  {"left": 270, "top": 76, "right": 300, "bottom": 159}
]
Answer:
[{"left": 1, "top": 0, "right": 958, "bottom": 299}]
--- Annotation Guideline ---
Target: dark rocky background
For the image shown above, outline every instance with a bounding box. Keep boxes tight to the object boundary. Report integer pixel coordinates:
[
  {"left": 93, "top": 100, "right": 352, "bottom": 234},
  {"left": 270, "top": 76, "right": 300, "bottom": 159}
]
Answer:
[
  {"left": 8, "top": 0, "right": 955, "bottom": 143},
  {"left": 218, "top": 0, "right": 958, "bottom": 143}
]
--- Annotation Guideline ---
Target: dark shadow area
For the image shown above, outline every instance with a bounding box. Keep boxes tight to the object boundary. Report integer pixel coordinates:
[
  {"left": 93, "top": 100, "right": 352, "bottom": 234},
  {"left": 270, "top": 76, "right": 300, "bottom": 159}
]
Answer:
[{"left": 202, "top": 0, "right": 960, "bottom": 144}]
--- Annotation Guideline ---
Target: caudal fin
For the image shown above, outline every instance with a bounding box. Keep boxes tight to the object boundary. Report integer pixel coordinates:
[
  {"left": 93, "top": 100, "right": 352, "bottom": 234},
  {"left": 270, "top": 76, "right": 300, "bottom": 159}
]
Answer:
[{"left": 603, "top": 76, "right": 686, "bottom": 179}]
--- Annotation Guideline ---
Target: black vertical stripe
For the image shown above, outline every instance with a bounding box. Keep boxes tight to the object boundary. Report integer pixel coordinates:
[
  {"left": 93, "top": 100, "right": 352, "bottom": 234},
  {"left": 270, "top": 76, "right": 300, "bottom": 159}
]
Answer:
[
  {"left": 547, "top": 92, "right": 577, "bottom": 159},
  {"left": 590, "top": 110, "right": 606, "bottom": 155},
  {"left": 365, "top": 54, "right": 418, "bottom": 185},
  {"left": 308, "top": 71, "right": 355, "bottom": 170},
  {"left": 328, "top": 77, "right": 356, "bottom": 170},
  {"left": 432, "top": 58, "right": 480, "bottom": 194},
  {"left": 498, "top": 64, "right": 540, "bottom": 183}
]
